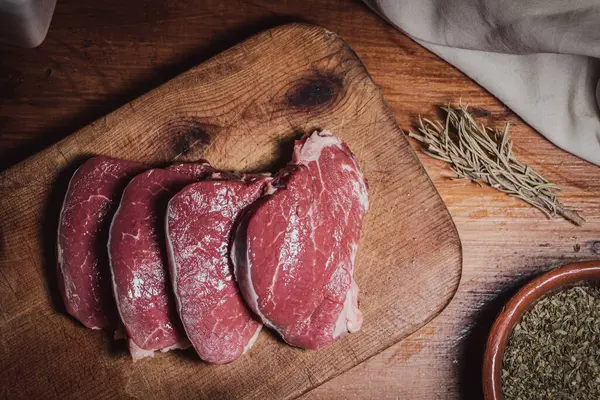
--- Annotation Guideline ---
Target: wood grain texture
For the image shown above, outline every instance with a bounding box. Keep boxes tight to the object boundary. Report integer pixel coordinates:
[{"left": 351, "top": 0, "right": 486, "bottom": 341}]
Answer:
[
  {"left": 2, "top": 0, "right": 600, "bottom": 398},
  {"left": 0, "top": 23, "right": 461, "bottom": 399}
]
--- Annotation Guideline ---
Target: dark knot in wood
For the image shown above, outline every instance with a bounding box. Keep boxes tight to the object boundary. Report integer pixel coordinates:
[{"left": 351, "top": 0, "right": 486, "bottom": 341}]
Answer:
[
  {"left": 170, "top": 120, "right": 213, "bottom": 156},
  {"left": 285, "top": 74, "right": 343, "bottom": 109}
]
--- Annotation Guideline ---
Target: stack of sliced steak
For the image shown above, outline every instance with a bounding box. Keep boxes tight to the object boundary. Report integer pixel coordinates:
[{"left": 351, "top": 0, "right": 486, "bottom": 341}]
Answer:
[{"left": 57, "top": 130, "right": 368, "bottom": 363}]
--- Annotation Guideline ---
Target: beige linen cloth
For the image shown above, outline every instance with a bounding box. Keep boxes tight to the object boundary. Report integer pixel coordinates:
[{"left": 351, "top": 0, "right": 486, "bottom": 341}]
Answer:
[{"left": 364, "top": 0, "right": 600, "bottom": 166}]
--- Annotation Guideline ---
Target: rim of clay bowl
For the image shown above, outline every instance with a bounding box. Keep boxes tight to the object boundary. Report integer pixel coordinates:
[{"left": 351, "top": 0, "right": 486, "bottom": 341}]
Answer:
[{"left": 482, "top": 260, "right": 600, "bottom": 400}]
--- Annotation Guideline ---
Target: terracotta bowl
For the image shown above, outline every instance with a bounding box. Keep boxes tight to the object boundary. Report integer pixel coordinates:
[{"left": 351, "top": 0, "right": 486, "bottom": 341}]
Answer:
[{"left": 482, "top": 260, "right": 600, "bottom": 400}]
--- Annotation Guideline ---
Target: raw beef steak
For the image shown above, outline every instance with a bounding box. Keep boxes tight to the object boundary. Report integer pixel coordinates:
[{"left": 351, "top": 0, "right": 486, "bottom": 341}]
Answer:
[
  {"left": 166, "top": 161, "right": 213, "bottom": 179},
  {"left": 108, "top": 163, "right": 212, "bottom": 360},
  {"left": 233, "top": 130, "right": 368, "bottom": 349},
  {"left": 166, "top": 176, "right": 268, "bottom": 364},
  {"left": 57, "top": 156, "right": 146, "bottom": 330}
]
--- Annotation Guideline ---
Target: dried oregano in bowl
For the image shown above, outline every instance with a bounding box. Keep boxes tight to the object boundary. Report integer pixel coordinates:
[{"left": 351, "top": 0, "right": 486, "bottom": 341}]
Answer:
[{"left": 501, "top": 285, "right": 600, "bottom": 399}]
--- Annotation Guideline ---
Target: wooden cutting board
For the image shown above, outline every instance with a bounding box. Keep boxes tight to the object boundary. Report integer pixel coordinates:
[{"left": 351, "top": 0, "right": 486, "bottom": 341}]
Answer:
[{"left": 0, "top": 23, "right": 461, "bottom": 399}]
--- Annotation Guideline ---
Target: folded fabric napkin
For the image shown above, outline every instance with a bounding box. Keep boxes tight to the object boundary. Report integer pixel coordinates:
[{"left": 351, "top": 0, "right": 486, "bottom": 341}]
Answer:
[{"left": 364, "top": 0, "right": 600, "bottom": 166}]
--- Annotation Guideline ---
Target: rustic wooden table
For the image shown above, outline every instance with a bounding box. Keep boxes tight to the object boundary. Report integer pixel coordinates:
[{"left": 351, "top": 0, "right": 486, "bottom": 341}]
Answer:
[{"left": 1, "top": 0, "right": 599, "bottom": 398}]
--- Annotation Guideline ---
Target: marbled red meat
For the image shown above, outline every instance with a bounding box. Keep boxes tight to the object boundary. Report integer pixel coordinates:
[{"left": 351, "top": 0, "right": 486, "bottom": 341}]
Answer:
[
  {"left": 166, "top": 161, "right": 213, "bottom": 179},
  {"left": 166, "top": 176, "right": 268, "bottom": 364},
  {"left": 57, "top": 156, "right": 146, "bottom": 330},
  {"left": 233, "top": 131, "right": 368, "bottom": 349},
  {"left": 108, "top": 162, "right": 212, "bottom": 360}
]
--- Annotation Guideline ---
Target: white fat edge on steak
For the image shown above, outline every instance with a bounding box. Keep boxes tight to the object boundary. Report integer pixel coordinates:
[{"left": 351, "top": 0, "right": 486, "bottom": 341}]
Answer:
[
  {"left": 333, "top": 281, "right": 362, "bottom": 338},
  {"left": 129, "top": 340, "right": 156, "bottom": 361},
  {"left": 293, "top": 130, "right": 343, "bottom": 163},
  {"left": 300, "top": 130, "right": 368, "bottom": 338},
  {"left": 161, "top": 337, "right": 191, "bottom": 352},
  {"left": 242, "top": 325, "right": 263, "bottom": 354},
  {"left": 126, "top": 324, "right": 191, "bottom": 362}
]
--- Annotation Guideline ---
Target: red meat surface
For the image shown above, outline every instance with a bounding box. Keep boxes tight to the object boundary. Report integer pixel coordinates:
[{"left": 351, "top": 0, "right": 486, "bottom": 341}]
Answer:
[
  {"left": 233, "top": 131, "right": 368, "bottom": 349},
  {"left": 166, "top": 176, "right": 268, "bottom": 364},
  {"left": 57, "top": 156, "right": 146, "bottom": 330},
  {"left": 108, "top": 162, "right": 212, "bottom": 360}
]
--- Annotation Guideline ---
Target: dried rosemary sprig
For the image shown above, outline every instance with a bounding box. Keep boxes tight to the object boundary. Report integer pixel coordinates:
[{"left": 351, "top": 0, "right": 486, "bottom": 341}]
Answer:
[{"left": 408, "top": 104, "right": 585, "bottom": 226}]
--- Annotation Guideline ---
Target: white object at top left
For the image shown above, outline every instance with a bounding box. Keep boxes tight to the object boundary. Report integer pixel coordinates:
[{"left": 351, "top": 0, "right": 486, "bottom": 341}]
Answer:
[{"left": 0, "top": 0, "right": 56, "bottom": 48}]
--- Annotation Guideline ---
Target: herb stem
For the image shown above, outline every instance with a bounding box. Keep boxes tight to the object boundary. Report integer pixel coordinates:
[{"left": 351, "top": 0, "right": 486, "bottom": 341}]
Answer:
[{"left": 408, "top": 103, "right": 585, "bottom": 226}]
